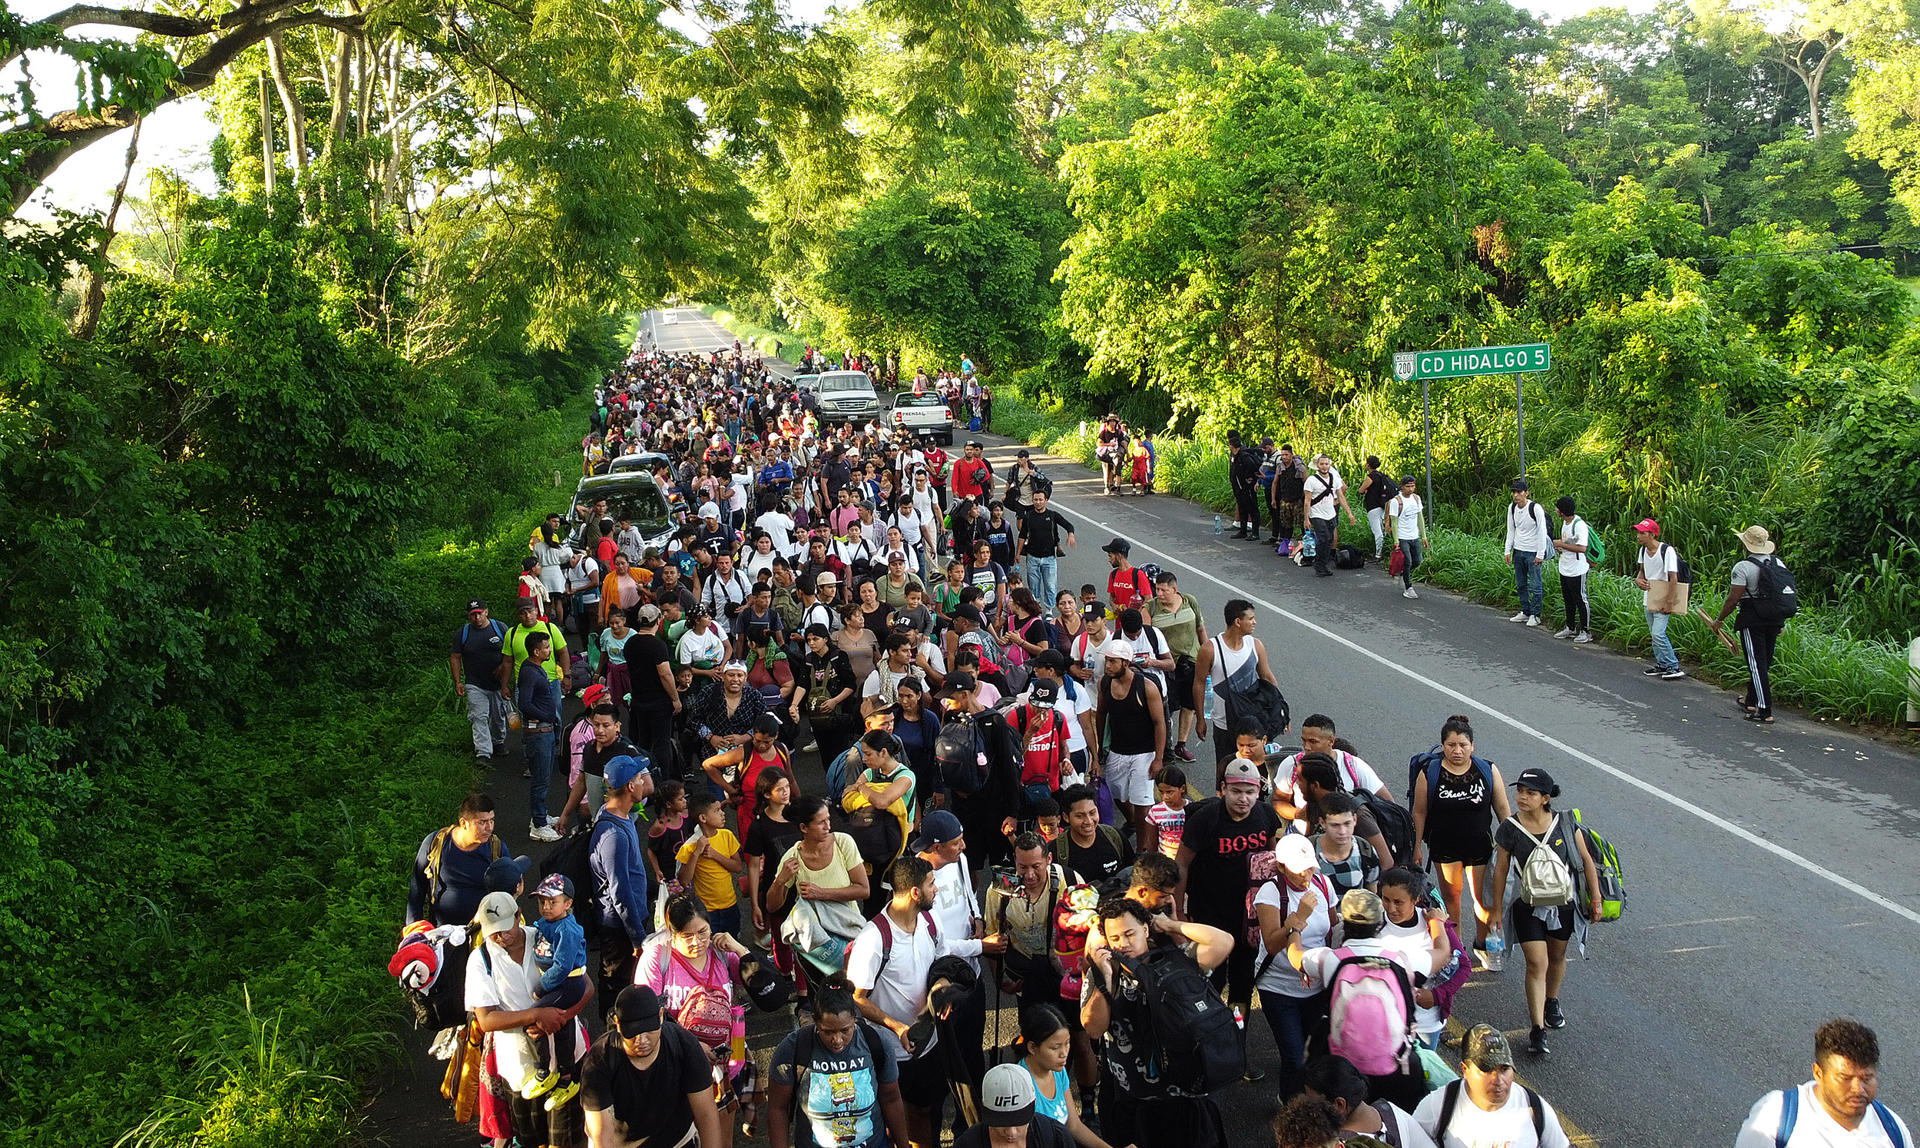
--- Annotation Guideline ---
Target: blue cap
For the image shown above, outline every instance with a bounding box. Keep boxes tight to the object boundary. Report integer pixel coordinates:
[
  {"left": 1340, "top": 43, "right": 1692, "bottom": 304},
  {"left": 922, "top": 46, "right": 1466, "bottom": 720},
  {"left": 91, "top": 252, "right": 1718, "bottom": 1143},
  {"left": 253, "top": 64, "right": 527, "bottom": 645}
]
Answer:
[
  {"left": 917, "top": 809, "right": 965, "bottom": 847},
  {"left": 605, "top": 753, "right": 652, "bottom": 791}
]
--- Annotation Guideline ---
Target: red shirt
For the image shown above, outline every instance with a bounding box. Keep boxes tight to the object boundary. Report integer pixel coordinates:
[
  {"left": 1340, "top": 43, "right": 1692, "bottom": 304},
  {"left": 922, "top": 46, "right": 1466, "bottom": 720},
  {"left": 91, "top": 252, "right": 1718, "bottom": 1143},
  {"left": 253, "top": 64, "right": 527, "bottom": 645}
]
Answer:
[
  {"left": 953, "top": 457, "right": 992, "bottom": 499},
  {"left": 1107, "top": 565, "right": 1151, "bottom": 610}
]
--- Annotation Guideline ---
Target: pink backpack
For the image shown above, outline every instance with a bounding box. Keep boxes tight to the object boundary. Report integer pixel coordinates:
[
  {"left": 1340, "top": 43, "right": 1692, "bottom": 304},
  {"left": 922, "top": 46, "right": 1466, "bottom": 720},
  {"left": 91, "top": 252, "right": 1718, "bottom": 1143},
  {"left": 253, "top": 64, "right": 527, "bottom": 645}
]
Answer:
[
  {"left": 1325, "top": 947, "right": 1415, "bottom": 1076},
  {"left": 668, "top": 947, "right": 738, "bottom": 1049}
]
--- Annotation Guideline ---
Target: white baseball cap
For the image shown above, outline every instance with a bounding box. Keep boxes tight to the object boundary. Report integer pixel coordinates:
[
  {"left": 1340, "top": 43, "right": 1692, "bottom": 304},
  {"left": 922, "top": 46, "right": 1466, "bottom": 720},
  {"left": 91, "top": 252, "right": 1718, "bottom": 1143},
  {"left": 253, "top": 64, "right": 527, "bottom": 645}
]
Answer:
[
  {"left": 1100, "top": 638, "right": 1135, "bottom": 661},
  {"left": 1274, "top": 833, "right": 1317, "bottom": 873}
]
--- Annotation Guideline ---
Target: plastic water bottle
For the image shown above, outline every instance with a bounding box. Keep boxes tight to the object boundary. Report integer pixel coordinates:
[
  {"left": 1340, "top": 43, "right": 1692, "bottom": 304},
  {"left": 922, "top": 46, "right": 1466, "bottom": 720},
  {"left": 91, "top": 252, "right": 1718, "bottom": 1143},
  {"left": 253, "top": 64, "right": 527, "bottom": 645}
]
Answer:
[
  {"left": 1484, "top": 934, "right": 1506, "bottom": 972},
  {"left": 1213, "top": 514, "right": 1223, "bottom": 535}
]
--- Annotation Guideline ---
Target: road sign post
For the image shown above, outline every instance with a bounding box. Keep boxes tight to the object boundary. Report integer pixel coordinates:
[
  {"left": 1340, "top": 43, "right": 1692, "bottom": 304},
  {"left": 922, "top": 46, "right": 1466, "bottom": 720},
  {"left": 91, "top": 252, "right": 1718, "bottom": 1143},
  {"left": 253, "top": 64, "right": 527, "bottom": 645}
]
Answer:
[{"left": 1392, "top": 342, "right": 1551, "bottom": 509}]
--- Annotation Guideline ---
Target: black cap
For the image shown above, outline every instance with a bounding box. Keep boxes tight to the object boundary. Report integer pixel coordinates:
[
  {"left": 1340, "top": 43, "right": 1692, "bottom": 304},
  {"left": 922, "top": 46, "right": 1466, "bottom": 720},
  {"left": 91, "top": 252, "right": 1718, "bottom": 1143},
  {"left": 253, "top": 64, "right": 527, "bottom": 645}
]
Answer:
[
  {"left": 614, "top": 985, "right": 662, "bottom": 1037},
  {"left": 1511, "top": 767, "right": 1560, "bottom": 796},
  {"left": 1102, "top": 538, "right": 1131, "bottom": 557}
]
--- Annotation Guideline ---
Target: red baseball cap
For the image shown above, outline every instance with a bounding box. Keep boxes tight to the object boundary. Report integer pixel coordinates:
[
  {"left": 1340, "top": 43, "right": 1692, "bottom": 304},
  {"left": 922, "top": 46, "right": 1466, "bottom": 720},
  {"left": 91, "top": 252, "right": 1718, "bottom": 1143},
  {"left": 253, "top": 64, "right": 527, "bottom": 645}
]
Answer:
[{"left": 1632, "top": 518, "right": 1660, "bottom": 534}]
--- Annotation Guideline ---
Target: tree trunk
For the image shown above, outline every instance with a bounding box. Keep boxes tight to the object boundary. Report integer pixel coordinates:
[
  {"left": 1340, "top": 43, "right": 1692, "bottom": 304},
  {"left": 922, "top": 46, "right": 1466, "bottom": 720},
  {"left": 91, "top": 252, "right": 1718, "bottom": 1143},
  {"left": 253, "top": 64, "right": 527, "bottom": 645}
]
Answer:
[
  {"left": 266, "top": 33, "right": 307, "bottom": 182},
  {"left": 72, "top": 118, "right": 142, "bottom": 340},
  {"left": 323, "top": 29, "right": 352, "bottom": 157}
]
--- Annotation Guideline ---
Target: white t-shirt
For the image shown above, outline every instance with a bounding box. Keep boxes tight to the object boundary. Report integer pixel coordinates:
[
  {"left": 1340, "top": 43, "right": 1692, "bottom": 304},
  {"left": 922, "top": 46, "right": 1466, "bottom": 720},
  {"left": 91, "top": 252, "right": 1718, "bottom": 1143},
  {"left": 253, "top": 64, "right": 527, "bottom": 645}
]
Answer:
[
  {"left": 924, "top": 855, "right": 983, "bottom": 972},
  {"left": 1306, "top": 469, "right": 1344, "bottom": 522},
  {"left": 1276, "top": 749, "right": 1387, "bottom": 832},
  {"left": 1734, "top": 1083, "right": 1912, "bottom": 1148},
  {"left": 864, "top": 661, "right": 914, "bottom": 704},
  {"left": 1380, "top": 914, "right": 1448, "bottom": 1035},
  {"left": 1296, "top": 936, "right": 1434, "bottom": 992},
  {"left": 756, "top": 510, "right": 797, "bottom": 558},
  {"left": 1252, "top": 876, "right": 1335, "bottom": 997},
  {"left": 677, "top": 626, "right": 727, "bottom": 668},
  {"left": 846, "top": 911, "right": 980, "bottom": 1060},
  {"left": 1389, "top": 493, "right": 1424, "bottom": 541},
  {"left": 1639, "top": 543, "right": 1679, "bottom": 608},
  {"left": 1413, "top": 1082, "right": 1572, "bottom": 1148},
  {"left": 1557, "top": 518, "right": 1590, "bottom": 577},
  {"left": 464, "top": 928, "right": 588, "bottom": 1072},
  {"left": 1073, "top": 630, "right": 1111, "bottom": 683}
]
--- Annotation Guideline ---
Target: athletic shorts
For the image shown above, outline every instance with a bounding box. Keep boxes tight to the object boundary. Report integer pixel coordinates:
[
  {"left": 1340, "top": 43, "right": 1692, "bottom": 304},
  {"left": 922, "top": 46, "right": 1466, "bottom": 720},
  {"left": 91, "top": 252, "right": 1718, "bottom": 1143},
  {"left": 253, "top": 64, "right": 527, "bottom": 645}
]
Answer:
[
  {"left": 1509, "top": 900, "right": 1575, "bottom": 943},
  {"left": 1104, "top": 751, "right": 1157, "bottom": 806}
]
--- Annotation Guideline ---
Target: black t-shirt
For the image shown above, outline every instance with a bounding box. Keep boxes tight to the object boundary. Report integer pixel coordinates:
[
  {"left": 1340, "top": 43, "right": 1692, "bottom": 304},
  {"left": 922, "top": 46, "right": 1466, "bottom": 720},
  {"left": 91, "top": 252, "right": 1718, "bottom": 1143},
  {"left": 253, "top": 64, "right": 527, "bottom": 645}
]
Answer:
[
  {"left": 1181, "top": 799, "right": 1281, "bottom": 927},
  {"left": 581, "top": 734, "right": 643, "bottom": 780},
  {"left": 627, "top": 634, "right": 674, "bottom": 709},
  {"left": 580, "top": 1023, "right": 710, "bottom": 1137},
  {"left": 452, "top": 620, "right": 508, "bottom": 688},
  {"left": 957, "top": 1121, "right": 1073, "bottom": 1148},
  {"left": 1052, "top": 825, "right": 1133, "bottom": 888},
  {"left": 1019, "top": 508, "right": 1073, "bottom": 558},
  {"left": 745, "top": 812, "right": 805, "bottom": 910}
]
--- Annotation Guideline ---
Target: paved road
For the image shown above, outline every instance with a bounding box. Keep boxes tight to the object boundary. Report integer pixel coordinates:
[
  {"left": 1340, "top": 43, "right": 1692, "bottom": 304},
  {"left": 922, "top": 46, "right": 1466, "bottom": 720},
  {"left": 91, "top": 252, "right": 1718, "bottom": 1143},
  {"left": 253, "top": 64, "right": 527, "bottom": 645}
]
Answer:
[{"left": 362, "top": 311, "right": 1920, "bottom": 1147}]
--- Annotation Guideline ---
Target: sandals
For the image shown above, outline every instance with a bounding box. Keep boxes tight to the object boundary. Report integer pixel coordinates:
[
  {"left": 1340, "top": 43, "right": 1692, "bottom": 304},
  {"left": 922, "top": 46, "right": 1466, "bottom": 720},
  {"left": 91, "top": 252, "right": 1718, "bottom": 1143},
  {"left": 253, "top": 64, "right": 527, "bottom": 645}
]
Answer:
[{"left": 1745, "top": 712, "right": 1775, "bottom": 724}]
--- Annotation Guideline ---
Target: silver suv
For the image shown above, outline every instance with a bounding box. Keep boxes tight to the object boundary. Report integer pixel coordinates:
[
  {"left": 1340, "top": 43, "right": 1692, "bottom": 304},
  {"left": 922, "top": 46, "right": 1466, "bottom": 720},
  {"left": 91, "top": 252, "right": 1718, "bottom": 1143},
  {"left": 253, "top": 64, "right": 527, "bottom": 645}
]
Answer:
[{"left": 816, "top": 370, "right": 881, "bottom": 424}]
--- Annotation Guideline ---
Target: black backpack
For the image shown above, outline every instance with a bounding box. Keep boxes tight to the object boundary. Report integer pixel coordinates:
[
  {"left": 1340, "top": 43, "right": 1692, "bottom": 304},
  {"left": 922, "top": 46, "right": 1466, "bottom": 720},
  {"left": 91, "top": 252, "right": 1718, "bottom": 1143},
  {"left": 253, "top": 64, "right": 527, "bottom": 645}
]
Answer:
[
  {"left": 543, "top": 825, "right": 602, "bottom": 944},
  {"left": 1112, "top": 944, "right": 1245, "bottom": 1093},
  {"left": 1353, "top": 790, "right": 1416, "bottom": 870},
  {"left": 1745, "top": 554, "right": 1799, "bottom": 624},
  {"left": 1031, "top": 469, "right": 1054, "bottom": 498},
  {"left": 1334, "top": 546, "right": 1366, "bottom": 569},
  {"left": 1661, "top": 543, "right": 1693, "bottom": 585},
  {"left": 935, "top": 714, "right": 991, "bottom": 796}
]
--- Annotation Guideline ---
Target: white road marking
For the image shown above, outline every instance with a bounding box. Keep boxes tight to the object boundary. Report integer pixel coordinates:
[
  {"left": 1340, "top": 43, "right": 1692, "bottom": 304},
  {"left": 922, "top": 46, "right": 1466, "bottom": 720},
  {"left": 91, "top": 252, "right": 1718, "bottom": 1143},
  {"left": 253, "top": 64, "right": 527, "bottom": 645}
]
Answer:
[
  {"left": 1038, "top": 481, "right": 1920, "bottom": 930},
  {"left": 1643, "top": 916, "right": 1755, "bottom": 929}
]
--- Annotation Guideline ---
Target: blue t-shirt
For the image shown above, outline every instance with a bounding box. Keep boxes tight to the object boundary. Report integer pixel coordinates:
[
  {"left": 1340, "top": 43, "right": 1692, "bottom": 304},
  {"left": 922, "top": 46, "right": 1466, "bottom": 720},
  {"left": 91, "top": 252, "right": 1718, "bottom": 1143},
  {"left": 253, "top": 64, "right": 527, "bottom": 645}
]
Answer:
[{"left": 769, "top": 1023, "right": 898, "bottom": 1148}]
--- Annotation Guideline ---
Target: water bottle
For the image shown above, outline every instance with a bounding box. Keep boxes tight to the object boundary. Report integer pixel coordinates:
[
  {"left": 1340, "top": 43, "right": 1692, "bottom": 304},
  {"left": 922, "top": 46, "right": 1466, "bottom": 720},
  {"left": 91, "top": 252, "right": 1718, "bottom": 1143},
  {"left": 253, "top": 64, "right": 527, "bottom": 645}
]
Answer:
[
  {"left": 1213, "top": 514, "right": 1223, "bottom": 535},
  {"left": 1484, "top": 933, "right": 1506, "bottom": 972}
]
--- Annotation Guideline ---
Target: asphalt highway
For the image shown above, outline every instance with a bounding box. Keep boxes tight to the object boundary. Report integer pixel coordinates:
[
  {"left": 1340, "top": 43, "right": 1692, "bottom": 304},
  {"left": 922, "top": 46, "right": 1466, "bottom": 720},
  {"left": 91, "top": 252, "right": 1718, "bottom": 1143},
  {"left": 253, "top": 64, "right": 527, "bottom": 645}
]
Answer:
[{"left": 361, "top": 309, "right": 1920, "bottom": 1147}]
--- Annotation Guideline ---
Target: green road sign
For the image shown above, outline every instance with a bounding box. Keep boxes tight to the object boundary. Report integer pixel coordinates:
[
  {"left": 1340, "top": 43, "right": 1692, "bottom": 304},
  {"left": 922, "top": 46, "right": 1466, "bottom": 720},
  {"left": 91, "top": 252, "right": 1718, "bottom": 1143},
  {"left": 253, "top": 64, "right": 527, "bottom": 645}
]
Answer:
[{"left": 1400, "top": 343, "right": 1550, "bottom": 381}]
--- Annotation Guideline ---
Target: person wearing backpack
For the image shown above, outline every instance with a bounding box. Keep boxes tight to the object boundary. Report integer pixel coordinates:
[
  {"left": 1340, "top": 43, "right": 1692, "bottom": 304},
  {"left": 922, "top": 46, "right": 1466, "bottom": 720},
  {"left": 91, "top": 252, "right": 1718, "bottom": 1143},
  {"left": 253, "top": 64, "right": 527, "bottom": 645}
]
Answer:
[
  {"left": 1709, "top": 526, "right": 1796, "bottom": 725},
  {"left": 1412, "top": 1025, "right": 1569, "bottom": 1148},
  {"left": 1501, "top": 480, "right": 1551, "bottom": 628},
  {"left": 1734, "top": 1019, "right": 1911, "bottom": 1148},
  {"left": 451, "top": 600, "right": 512, "bottom": 763},
  {"left": 1252, "top": 834, "right": 1338, "bottom": 1095},
  {"left": 1081, "top": 897, "right": 1236, "bottom": 1148},
  {"left": 1549, "top": 497, "right": 1595, "bottom": 644},
  {"left": 637, "top": 893, "right": 758, "bottom": 1146},
  {"left": 1632, "top": 518, "right": 1687, "bottom": 680},
  {"left": 1485, "top": 769, "right": 1603, "bottom": 1058},
  {"left": 1408, "top": 716, "right": 1511, "bottom": 957},
  {"left": 1283, "top": 889, "right": 1449, "bottom": 1111},
  {"left": 766, "top": 972, "right": 913, "bottom": 1148}
]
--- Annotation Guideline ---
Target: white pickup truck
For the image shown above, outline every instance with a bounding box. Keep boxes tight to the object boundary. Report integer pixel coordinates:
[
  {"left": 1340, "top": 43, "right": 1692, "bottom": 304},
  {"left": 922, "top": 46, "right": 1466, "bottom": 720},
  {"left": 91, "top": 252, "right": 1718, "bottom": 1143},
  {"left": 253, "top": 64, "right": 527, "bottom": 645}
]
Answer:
[{"left": 887, "top": 392, "right": 955, "bottom": 445}]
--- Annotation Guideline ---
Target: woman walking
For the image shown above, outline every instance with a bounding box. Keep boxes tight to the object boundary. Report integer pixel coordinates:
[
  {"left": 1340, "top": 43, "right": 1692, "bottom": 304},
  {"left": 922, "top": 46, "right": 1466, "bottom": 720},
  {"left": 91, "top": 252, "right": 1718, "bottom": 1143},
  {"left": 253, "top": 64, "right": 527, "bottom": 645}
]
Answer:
[{"left": 1487, "top": 768, "right": 1602, "bottom": 1057}]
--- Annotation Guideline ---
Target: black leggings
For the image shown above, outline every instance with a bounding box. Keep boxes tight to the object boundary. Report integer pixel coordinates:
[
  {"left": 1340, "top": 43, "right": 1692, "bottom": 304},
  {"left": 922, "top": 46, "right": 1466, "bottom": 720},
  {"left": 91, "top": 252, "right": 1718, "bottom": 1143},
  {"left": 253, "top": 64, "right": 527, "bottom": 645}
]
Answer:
[
  {"left": 1559, "top": 572, "right": 1590, "bottom": 631},
  {"left": 1234, "top": 488, "right": 1259, "bottom": 530}
]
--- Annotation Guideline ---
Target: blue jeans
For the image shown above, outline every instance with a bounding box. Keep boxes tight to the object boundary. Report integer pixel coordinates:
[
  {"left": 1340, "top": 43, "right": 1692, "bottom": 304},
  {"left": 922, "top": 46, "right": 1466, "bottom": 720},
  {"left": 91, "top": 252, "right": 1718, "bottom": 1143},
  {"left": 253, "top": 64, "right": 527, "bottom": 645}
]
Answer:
[
  {"left": 1646, "top": 609, "right": 1679, "bottom": 671},
  {"left": 1260, "top": 991, "right": 1322, "bottom": 1098},
  {"left": 1026, "top": 555, "right": 1059, "bottom": 614},
  {"left": 1512, "top": 550, "right": 1545, "bottom": 617},
  {"left": 525, "top": 726, "right": 556, "bottom": 822}
]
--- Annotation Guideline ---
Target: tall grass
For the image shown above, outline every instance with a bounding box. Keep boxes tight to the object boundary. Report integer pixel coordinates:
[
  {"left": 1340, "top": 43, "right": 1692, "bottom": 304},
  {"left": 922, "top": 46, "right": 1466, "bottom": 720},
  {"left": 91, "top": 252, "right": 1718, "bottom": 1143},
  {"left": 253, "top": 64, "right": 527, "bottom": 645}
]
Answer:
[{"left": 991, "top": 396, "right": 1917, "bottom": 727}]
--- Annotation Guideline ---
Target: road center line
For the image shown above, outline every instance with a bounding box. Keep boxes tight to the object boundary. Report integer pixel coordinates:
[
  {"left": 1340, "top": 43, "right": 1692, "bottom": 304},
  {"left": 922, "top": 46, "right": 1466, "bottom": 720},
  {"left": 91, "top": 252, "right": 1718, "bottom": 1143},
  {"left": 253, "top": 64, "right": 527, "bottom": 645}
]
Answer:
[{"left": 1035, "top": 476, "right": 1920, "bottom": 929}]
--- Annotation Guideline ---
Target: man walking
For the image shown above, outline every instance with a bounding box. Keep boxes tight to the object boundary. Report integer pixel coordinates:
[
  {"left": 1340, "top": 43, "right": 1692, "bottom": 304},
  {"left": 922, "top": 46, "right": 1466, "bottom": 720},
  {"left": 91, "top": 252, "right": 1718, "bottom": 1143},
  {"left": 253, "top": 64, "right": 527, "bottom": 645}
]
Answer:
[
  {"left": 1268, "top": 444, "right": 1306, "bottom": 550},
  {"left": 1413, "top": 1024, "right": 1572, "bottom": 1148},
  {"left": 451, "top": 599, "right": 510, "bottom": 763},
  {"left": 590, "top": 754, "right": 656, "bottom": 1014},
  {"left": 1304, "top": 455, "right": 1356, "bottom": 577},
  {"left": 1147, "top": 573, "right": 1205, "bottom": 764},
  {"left": 1710, "top": 526, "right": 1796, "bottom": 724},
  {"left": 1502, "top": 479, "right": 1551, "bottom": 627},
  {"left": 517, "top": 631, "right": 564, "bottom": 842},
  {"left": 1228, "top": 431, "right": 1263, "bottom": 540},
  {"left": 1735, "top": 1019, "right": 1909, "bottom": 1148},
  {"left": 1633, "top": 519, "right": 1686, "bottom": 680},
  {"left": 1095, "top": 637, "right": 1167, "bottom": 850},
  {"left": 1017, "top": 488, "right": 1075, "bottom": 616},
  {"left": 1550, "top": 496, "right": 1594, "bottom": 643}
]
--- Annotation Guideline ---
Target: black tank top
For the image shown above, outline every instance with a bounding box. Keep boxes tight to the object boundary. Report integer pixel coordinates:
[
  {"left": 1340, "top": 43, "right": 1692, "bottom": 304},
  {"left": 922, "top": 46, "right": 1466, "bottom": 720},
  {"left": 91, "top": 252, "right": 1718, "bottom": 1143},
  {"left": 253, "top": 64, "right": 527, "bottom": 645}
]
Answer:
[{"left": 1104, "top": 672, "right": 1158, "bottom": 755}]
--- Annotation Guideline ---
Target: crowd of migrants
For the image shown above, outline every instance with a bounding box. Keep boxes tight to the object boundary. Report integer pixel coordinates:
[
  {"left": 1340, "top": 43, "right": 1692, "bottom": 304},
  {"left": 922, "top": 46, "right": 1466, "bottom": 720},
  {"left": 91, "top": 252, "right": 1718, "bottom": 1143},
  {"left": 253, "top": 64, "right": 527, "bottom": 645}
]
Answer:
[{"left": 411, "top": 333, "right": 1893, "bottom": 1148}]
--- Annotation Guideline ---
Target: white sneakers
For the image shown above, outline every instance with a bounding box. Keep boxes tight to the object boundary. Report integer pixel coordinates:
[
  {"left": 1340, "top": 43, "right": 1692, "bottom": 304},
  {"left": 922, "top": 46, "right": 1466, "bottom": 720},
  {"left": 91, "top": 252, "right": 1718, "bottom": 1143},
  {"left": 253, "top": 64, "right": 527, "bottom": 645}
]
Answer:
[
  {"left": 1525, "top": 616, "right": 1541, "bottom": 628},
  {"left": 1403, "top": 588, "right": 1419, "bottom": 599},
  {"left": 529, "top": 819, "right": 561, "bottom": 842},
  {"left": 1552, "top": 627, "right": 1574, "bottom": 639},
  {"left": 1509, "top": 612, "right": 1528, "bottom": 622},
  {"left": 1573, "top": 631, "right": 1594, "bottom": 644}
]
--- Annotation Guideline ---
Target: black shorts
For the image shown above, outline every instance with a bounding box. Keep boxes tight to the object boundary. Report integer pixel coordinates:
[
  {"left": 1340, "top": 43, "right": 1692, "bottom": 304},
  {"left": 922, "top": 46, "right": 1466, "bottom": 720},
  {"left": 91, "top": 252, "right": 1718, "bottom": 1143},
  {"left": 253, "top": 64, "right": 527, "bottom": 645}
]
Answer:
[
  {"left": 896, "top": 1050, "right": 950, "bottom": 1109},
  {"left": 1169, "top": 657, "right": 1196, "bottom": 713},
  {"left": 1509, "top": 900, "right": 1575, "bottom": 943}
]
